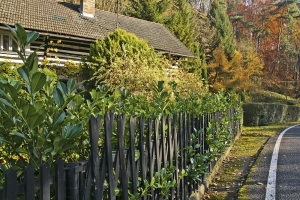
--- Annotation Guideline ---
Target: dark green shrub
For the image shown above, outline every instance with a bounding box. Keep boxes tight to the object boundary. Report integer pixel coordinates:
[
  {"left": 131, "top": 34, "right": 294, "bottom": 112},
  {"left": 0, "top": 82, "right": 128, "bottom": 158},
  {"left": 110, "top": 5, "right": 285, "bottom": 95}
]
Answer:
[{"left": 243, "top": 103, "right": 300, "bottom": 126}]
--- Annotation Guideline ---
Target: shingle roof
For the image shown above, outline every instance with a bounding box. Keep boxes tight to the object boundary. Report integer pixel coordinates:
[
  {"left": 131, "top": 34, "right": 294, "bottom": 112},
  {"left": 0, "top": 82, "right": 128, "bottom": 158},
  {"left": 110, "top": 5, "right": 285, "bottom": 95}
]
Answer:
[{"left": 0, "top": 0, "right": 195, "bottom": 58}]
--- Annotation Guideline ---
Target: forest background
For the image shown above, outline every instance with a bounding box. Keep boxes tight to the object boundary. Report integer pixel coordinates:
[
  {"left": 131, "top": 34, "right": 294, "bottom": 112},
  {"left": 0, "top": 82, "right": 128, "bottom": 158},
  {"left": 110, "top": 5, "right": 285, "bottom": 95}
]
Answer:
[{"left": 65, "top": 0, "right": 300, "bottom": 100}]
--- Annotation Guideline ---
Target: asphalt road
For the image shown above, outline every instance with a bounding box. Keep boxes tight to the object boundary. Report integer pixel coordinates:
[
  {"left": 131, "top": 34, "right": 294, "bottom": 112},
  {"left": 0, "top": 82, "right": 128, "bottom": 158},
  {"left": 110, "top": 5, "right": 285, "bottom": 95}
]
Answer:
[{"left": 242, "top": 125, "right": 300, "bottom": 200}]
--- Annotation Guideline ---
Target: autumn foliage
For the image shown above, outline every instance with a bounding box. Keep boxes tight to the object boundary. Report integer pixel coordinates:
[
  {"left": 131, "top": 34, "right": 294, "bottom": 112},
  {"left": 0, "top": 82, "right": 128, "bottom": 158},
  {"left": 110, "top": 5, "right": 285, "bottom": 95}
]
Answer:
[
  {"left": 227, "top": 0, "right": 300, "bottom": 95},
  {"left": 207, "top": 44, "right": 263, "bottom": 92}
]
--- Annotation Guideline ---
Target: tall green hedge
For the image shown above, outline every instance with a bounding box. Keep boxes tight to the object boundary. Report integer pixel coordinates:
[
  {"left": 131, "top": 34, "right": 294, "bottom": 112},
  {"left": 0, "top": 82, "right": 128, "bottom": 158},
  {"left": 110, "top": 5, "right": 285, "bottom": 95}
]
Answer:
[{"left": 243, "top": 103, "right": 300, "bottom": 126}]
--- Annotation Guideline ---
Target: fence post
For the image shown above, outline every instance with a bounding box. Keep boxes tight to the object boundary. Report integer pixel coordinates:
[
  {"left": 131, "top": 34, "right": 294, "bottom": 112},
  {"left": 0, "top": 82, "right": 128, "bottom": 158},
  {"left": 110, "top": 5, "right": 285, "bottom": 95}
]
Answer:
[
  {"left": 172, "top": 114, "right": 180, "bottom": 199},
  {"left": 129, "top": 116, "right": 138, "bottom": 195},
  {"left": 66, "top": 162, "right": 79, "bottom": 200},
  {"left": 146, "top": 119, "right": 155, "bottom": 198},
  {"left": 55, "top": 159, "right": 65, "bottom": 200},
  {"left": 89, "top": 115, "right": 101, "bottom": 199},
  {"left": 5, "top": 169, "right": 17, "bottom": 200},
  {"left": 24, "top": 165, "right": 35, "bottom": 200},
  {"left": 83, "top": 159, "right": 93, "bottom": 200},
  {"left": 117, "top": 114, "right": 128, "bottom": 200},
  {"left": 138, "top": 117, "right": 146, "bottom": 193},
  {"left": 167, "top": 114, "right": 175, "bottom": 199},
  {"left": 40, "top": 163, "right": 51, "bottom": 200},
  {"left": 104, "top": 111, "right": 116, "bottom": 200}
]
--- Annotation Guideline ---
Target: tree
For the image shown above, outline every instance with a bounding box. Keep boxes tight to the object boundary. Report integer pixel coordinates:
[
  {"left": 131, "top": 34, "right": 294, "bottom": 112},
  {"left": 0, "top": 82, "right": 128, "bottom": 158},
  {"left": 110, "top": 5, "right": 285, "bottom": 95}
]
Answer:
[
  {"left": 125, "top": 0, "right": 171, "bottom": 23},
  {"left": 165, "top": 0, "right": 208, "bottom": 80},
  {"left": 83, "top": 29, "right": 168, "bottom": 98},
  {"left": 209, "top": 0, "right": 236, "bottom": 60},
  {"left": 207, "top": 41, "right": 263, "bottom": 92},
  {"left": 166, "top": 0, "right": 198, "bottom": 53},
  {"left": 226, "top": 0, "right": 300, "bottom": 94},
  {"left": 207, "top": 46, "right": 231, "bottom": 91},
  {"left": 228, "top": 40, "right": 264, "bottom": 92},
  {"left": 194, "top": 12, "right": 218, "bottom": 62}
]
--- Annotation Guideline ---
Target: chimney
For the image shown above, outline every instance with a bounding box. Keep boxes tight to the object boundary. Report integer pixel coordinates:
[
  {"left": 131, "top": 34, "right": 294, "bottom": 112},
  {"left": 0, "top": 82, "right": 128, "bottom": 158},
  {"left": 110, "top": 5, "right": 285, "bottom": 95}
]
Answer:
[{"left": 80, "top": 0, "right": 95, "bottom": 18}]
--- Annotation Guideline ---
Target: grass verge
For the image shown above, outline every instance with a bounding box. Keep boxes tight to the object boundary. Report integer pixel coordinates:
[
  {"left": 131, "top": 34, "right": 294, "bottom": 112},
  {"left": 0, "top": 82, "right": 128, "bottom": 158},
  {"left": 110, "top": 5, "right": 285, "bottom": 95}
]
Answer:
[{"left": 204, "top": 122, "right": 300, "bottom": 200}]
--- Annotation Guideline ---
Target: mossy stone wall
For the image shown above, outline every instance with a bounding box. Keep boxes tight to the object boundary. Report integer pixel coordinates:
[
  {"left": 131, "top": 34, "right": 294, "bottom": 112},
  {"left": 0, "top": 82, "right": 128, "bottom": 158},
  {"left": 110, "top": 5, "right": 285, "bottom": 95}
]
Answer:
[{"left": 243, "top": 103, "right": 300, "bottom": 126}]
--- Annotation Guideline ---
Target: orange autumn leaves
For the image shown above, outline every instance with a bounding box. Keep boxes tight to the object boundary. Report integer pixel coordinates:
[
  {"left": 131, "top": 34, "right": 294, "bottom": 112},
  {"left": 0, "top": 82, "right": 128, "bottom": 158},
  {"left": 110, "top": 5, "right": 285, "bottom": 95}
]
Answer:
[{"left": 207, "top": 45, "right": 263, "bottom": 92}]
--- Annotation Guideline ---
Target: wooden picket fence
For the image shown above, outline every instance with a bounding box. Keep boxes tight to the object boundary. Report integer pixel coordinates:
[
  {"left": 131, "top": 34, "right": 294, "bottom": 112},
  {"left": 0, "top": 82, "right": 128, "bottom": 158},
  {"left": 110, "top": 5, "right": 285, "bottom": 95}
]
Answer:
[{"left": 0, "top": 109, "right": 240, "bottom": 199}]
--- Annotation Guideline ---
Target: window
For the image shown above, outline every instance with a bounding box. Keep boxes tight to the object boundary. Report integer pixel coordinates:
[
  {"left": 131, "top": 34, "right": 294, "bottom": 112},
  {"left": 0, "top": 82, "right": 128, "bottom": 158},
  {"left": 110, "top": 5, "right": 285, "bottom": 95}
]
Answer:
[
  {"left": 2, "top": 35, "right": 9, "bottom": 51},
  {"left": 0, "top": 33, "right": 19, "bottom": 52}
]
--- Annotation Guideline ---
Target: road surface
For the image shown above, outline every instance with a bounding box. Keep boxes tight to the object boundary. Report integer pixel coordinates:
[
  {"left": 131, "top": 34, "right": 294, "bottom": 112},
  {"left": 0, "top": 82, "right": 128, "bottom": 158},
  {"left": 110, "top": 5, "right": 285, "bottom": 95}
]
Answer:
[{"left": 242, "top": 125, "right": 300, "bottom": 200}]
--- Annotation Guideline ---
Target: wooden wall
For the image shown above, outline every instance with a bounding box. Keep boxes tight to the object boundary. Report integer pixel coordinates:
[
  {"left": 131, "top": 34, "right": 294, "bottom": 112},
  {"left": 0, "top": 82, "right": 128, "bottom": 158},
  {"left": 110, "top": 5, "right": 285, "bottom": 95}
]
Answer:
[{"left": 0, "top": 32, "right": 93, "bottom": 66}]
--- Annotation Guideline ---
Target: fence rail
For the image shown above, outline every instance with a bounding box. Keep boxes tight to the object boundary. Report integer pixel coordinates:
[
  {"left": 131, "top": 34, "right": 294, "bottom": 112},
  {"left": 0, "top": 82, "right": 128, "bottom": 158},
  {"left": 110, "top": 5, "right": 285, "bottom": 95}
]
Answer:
[{"left": 0, "top": 109, "right": 240, "bottom": 199}]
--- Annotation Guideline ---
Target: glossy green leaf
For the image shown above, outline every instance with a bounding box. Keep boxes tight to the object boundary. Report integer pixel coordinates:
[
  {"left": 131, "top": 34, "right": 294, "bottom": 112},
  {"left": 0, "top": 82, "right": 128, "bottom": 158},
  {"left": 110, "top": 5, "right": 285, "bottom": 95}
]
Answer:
[
  {"left": 67, "top": 79, "right": 76, "bottom": 93},
  {"left": 34, "top": 101, "right": 45, "bottom": 114},
  {"left": 5, "top": 24, "right": 17, "bottom": 38},
  {"left": 28, "top": 114, "right": 44, "bottom": 129},
  {"left": 114, "top": 188, "right": 120, "bottom": 196},
  {"left": 22, "top": 104, "right": 36, "bottom": 119},
  {"left": 25, "top": 52, "right": 38, "bottom": 75},
  {"left": 12, "top": 132, "right": 28, "bottom": 141},
  {"left": 53, "top": 110, "right": 66, "bottom": 126},
  {"left": 0, "top": 97, "right": 15, "bottom": 110},
  {"left": 2, "top": 84, "right": 18, "bottom": 100},
  {"left": 143, "top": 179, "right": 149, "bottom": 187},
  {"left": 17, "top": 66, "right": 30, "bottom": 93},
  {"left": 157, "top": 80, "right": 165, "bottom": 92},
  {"left": 15, "top": 23, "right": 27, "bottom": 47},
  {"left": 53, "top": 88, "right": 64, "bottom": 107},
  {"left": 31, "top": 55, "right": 39, "bottom": 76},
  {"left": 57, "top": 82, "right": 68, "bottom": 98},
  {"left": 30, "top": 72, "right": 46, "bottom": 94},
  {"left": 14, "top": 97, "right": 27, "bottom": 109},
  {"left": 26, "top": 31, "right": 39, "bottom": 46},
  {"left": 62, "top": 124, "right": 83, "bottom": 139},
  {"left": 135, "top": 150, "right": 140, "bottom": 161},
  {"left": 150, "top": 177, "right": 156, "bottom": 186}
]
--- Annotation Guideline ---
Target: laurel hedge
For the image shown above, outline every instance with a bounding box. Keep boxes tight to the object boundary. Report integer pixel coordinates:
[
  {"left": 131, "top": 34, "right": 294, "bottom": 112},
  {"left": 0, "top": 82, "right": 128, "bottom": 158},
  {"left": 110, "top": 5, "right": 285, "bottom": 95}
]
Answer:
[{"left": 243, "top": 103, "right": 300, "bottom": 126}]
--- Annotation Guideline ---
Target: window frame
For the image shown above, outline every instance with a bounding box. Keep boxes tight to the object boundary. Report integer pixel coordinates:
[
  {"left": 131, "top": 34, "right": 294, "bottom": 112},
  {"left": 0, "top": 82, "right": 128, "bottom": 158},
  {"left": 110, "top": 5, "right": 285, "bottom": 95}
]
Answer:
[{"left": 0, "top": 32, "right": 20, "bottom": 52}]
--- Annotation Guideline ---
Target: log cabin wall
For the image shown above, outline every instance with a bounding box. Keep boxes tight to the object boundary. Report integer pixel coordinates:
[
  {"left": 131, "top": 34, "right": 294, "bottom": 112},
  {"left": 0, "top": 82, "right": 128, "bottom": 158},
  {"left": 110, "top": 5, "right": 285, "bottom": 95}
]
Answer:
[
  {"left": 0, "top": 29, "right": 93, "bottom": 66},
  {"left": 32, "top": 35, "right": 92, "bottom": 66}
]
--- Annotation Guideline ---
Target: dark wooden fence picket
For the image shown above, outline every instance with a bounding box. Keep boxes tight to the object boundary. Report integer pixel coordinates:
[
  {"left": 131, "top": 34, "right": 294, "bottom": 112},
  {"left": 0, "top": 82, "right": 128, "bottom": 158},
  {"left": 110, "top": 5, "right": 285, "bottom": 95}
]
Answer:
[
  {"left": 0, "top": 108, "right": 240, "bottom": 200},
  {"left": 89, "top": 115, "right": 101, "bottom": 199},
  {"left": 1, "top": 160, "right": 68, "bottom": 200},
  {"left": 55, "top": 159, "right": 65, "bottom": 200},
  {"left": 5, "top": 169, "right": 17, "bottom": 199},
  {"left": 24, "top": 165, "right": 34, "bottom": 200},
  {"left": 40, "top": 163, "right": 50, "bottom": 200}
]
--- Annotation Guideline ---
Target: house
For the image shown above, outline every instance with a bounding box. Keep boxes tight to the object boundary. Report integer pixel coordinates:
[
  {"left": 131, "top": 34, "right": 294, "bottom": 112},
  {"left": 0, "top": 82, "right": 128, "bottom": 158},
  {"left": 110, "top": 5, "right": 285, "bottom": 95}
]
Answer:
[{"left": 0, "top": 0, "right": 195, "bottom": 65}]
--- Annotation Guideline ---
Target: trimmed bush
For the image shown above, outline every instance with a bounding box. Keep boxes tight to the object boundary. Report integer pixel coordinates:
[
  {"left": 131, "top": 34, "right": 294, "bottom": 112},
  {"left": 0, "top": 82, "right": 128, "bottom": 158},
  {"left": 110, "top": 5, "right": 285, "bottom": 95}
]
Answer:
[{"left": 243, "top": 103, "right": 300, "bottom": 126}]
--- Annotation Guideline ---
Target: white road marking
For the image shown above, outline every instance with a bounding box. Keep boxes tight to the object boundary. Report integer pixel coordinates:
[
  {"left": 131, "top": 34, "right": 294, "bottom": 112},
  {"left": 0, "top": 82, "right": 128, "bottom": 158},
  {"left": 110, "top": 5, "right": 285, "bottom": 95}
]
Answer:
[{"left": 265, "top": 124, "right": 299, "bottom": 200}]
